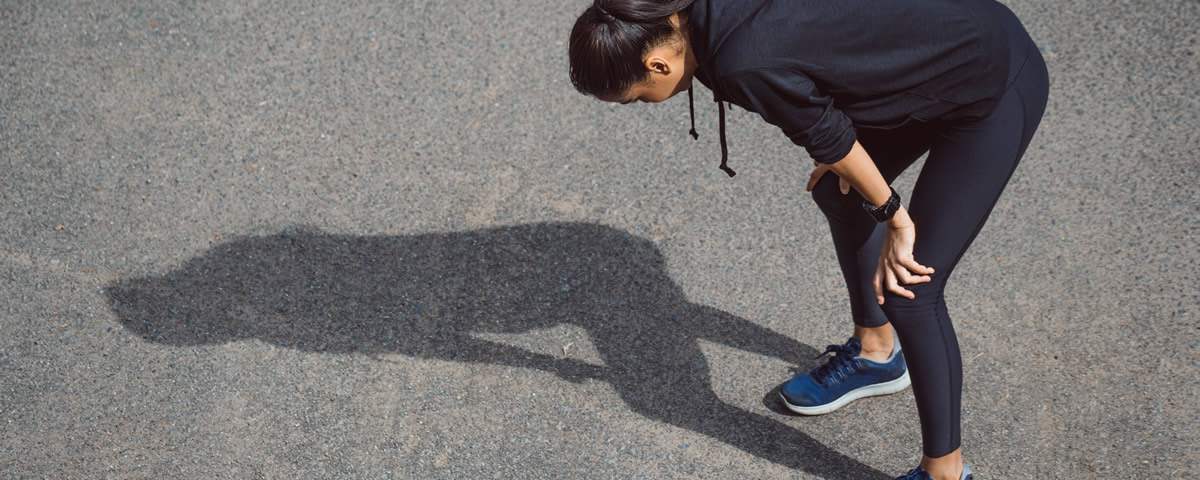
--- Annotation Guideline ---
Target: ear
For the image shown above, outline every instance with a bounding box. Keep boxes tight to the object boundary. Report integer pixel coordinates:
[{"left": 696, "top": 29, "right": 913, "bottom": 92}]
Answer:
[{"left": 644, "top": 52, "right": 673, "bottom": 76}]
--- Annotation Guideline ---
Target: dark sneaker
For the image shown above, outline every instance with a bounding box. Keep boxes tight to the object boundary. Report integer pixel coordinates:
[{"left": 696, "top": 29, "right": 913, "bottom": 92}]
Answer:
[
  {"left": 895, "top": 464, "right": 974, "bottom": 480},
  {"left": 780, "top": 337, "right": 910, "bottom": 415}
]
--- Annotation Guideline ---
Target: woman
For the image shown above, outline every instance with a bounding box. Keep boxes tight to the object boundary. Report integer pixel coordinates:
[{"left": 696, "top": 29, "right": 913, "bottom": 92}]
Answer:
[{"left": 568, "top": 0, "right": 1048, "bottom": 478}]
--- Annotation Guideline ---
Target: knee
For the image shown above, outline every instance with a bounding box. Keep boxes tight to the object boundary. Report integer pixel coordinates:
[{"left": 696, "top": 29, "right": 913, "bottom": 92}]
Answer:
[{"left": 878, "top": 281, "right": 943, "bottom": 322}]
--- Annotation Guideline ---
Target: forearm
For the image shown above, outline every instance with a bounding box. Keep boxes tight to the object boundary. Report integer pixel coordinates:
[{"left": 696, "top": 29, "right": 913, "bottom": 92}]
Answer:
[{"left": 827, "top": 140, "right": 913, "bottom": 228}]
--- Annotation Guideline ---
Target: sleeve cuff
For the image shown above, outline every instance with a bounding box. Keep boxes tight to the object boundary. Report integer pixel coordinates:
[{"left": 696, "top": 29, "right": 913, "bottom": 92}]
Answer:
[{"left": 804, "top": 123, "right": 857, "bottom": 164}]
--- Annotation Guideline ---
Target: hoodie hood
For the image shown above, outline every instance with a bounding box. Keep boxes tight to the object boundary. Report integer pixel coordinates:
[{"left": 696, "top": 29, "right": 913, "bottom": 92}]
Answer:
[{"left": 687, "top": 0, "right": 770, "bottom": 94}]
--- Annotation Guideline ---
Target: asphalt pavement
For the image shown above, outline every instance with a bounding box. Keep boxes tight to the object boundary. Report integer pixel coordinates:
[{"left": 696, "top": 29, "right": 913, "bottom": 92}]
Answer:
[{"left": 2, "top": 0, "right": 1197, "bottom": 478}]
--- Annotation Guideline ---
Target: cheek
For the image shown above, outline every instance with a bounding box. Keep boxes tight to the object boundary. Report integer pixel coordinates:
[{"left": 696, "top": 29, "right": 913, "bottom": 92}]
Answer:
[
  {"left": 655, "top": 73, "right": 686, "bottom": 101},
  {"left": 651, "top": 83, "right": 675, "bottom": 102}
]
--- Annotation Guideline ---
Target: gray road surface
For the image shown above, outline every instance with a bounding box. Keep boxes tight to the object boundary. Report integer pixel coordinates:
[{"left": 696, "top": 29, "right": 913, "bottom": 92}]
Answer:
[{"left": 2, "top": 0, "right": 1197, "bottom": 478}]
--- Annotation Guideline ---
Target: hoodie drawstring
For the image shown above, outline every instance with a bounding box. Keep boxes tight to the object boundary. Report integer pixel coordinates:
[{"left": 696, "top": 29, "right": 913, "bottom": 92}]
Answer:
[
  {"left": 718, "top": 101, "right": 735, "bottom": 177},
  {"left": 686, "top": 87, "right": 737, "bottom": 178},
  {"left": 687, "top": 87, "right": 699, "bottom": 140}
]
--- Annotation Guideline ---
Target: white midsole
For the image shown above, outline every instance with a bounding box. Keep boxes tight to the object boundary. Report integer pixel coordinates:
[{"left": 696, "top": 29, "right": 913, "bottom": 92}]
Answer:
[{"left": 781, "top": 369, "right": 911, "bottom": 416}]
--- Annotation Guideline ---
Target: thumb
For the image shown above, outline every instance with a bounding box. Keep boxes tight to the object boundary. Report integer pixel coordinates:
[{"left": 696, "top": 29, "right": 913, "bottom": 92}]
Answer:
[{"left": 840, "top": 177, "right": 851, "bottom": 195}]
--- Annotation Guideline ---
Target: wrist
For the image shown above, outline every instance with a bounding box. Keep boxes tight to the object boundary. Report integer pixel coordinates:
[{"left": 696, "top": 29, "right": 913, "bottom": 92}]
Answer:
[{"left": 886, "top": 207, "right": 913, "bottom": 230}]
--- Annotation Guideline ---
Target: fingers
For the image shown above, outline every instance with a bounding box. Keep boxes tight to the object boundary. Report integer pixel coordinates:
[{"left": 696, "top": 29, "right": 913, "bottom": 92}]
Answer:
[
  {"left": 900, "top": 257, "right": 935, "bottom": 278},
  {"left": 895, "top": 272, "right": 931, "bottom": 286},
  {"left": 875, "top": 220, "right": 933, "bottom": 303},
  {"left": 892, "top": 257, "right": 932, "bottom": 285},
  {"left": 874, "top": 263, "right": 915, "bottom": 304},
  {"left": 808, "top": 163, "right": 850, "bottom": 194},
  {"left": 884, "top": 265, "right": 916, "bottom": 300},
  {"left": 873, "top": 265, "right": 885, "bottom": 305},
  {"left": 806, "top": 164, "right": 828, "bottom": 192},
  {"left": 876, "top": 259, "right": 933, "bottom": 304}
]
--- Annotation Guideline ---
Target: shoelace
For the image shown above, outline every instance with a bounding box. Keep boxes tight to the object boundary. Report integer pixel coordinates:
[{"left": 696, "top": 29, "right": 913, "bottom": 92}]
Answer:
[{"left": 811, "top": 343, "right": 860, "bottom": 384}]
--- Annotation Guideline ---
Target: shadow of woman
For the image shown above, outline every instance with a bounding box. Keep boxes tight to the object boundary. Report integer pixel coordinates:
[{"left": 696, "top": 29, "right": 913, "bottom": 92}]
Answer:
[{"left": 106, "top": 221, "right": 888, "bottom": 479}]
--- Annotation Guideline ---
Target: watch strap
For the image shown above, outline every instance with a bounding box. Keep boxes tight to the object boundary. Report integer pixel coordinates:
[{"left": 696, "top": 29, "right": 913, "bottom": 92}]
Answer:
[{"left": 863, "top": 187, "right": 901, "bottom": 223}]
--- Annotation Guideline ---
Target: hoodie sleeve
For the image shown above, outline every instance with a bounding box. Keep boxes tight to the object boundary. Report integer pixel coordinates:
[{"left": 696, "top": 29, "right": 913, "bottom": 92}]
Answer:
[{"left": 719, "top": 68, "right": 856, "bottom": 164}]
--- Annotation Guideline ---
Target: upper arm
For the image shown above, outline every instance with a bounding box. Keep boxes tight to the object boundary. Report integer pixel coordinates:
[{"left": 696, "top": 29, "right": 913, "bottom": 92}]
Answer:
[{"left": 720, "top": 69, "right": 856, "bottom": 164}]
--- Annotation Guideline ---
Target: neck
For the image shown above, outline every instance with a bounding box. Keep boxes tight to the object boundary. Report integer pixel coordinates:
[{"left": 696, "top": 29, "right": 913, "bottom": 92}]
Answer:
[{"left": 669, "top": 13, "right": 699, "bottom": 94}]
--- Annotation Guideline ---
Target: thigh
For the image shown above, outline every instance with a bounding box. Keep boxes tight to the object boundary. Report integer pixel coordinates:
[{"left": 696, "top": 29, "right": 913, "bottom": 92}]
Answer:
[
  {"left": 905, "top": 90, "right": 1034, "bottom": 274},
  {"left": 812, "top": 123, "right": 933, "bottom": 218},
  {"left": 855, "top": 123, "right": 936, "bottom": 183}
]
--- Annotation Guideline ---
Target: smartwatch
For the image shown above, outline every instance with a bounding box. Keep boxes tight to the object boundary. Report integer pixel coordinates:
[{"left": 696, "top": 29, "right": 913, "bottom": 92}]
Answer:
[{"left": 863, "top": 187, "right": 901, "bottom": 223}]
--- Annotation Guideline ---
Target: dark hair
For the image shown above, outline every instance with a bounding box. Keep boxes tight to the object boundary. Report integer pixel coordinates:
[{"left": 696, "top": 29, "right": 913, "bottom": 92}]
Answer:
[{"left": 569, "top": 0, "right": 694, "bottom": 100}]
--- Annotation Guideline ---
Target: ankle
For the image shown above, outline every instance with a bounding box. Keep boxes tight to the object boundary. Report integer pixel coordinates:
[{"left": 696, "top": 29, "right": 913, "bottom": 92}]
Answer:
[
  {"left": 853, "top": 325, "right": 894, "bottom": 362},
  {"left": 922, "top": 466, "right": 962, "bottom": 480},
  {"left": 921, "top": 450, "right": 964, "bottom": 480}
]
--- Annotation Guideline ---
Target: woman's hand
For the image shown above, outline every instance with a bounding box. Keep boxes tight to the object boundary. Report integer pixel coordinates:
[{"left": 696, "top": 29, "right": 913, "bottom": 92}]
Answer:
[
  {"left": 873, "top": 213, "right": 935, "bottom": 304},
  {"left": 807, "top": 160, "right": 851, "bottom": 194},
  {"left": 811, "top": 141, "right": 929, "bottom": 304}
]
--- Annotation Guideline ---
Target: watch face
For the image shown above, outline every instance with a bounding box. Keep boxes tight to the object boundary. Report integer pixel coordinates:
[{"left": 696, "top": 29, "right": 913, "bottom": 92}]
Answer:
[
  {"left": 884, "top": 195, "right": 900, "bottom": 218},
  {"left": 863, "top": 189, "right": 900, "bottom": 222}
]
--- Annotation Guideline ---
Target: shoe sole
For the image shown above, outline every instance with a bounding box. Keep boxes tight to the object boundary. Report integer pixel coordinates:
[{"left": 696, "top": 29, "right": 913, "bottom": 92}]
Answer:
[{"left": 780, "top": 369, "right": 911, "bottom": 415}]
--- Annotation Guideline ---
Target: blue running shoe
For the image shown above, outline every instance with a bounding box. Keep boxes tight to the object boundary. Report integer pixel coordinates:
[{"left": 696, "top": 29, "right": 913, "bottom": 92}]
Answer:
[
  {"left": 780, "top": 337, "right": 910, "bottom": 415},
  {"left": 896, "top": 464, "right": 973, "bottom": 480}
]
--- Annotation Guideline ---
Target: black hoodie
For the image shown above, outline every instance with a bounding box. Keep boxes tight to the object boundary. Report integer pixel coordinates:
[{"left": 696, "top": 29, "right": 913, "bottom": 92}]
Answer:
[{"left": 688, "top": 0, "right": 1012, "bottom": 166}]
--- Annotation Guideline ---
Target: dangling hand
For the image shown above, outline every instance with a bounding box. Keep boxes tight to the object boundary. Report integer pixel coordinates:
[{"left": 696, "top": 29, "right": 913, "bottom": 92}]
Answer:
[{"left": 873, "top": 212, "right": 934, "bottom": 304}]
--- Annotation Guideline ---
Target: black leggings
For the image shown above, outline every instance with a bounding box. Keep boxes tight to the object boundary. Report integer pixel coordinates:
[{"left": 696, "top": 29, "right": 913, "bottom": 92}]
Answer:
[{"left": 810, "top": 1, "right": 1049, "bottom": 458}]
